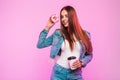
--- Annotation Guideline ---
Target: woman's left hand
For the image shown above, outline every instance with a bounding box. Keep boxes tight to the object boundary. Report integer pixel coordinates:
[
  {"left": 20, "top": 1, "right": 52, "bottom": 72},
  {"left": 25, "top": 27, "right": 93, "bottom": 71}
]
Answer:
[{"left": 72, "top": 60, "right": 83, "bottom": 68}]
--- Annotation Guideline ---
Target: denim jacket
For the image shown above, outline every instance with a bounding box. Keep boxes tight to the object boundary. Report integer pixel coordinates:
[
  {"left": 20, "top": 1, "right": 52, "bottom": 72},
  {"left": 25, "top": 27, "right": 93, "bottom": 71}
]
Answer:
[{"left": 37, "top": 29, "right": 93, "bottom": 67}]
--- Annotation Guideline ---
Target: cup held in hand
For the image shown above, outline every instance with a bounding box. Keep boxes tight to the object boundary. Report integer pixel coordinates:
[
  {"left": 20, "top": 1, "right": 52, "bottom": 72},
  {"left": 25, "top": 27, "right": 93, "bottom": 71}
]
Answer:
[{"left": 68, "top": 56, "right": 77, "bottom": 70}]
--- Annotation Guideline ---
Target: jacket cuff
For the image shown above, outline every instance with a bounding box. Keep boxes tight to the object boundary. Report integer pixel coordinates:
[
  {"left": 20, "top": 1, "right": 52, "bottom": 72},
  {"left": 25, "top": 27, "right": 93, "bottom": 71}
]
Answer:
[{"left": 42, "top": 29, "right": 49, "bottom": 34}]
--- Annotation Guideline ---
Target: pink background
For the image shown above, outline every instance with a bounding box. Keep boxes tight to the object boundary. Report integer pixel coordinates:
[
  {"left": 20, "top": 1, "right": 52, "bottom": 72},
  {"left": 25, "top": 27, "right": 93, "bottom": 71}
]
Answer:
[{"left": 0, "top": 0, "right": 120, "bottom": 80}]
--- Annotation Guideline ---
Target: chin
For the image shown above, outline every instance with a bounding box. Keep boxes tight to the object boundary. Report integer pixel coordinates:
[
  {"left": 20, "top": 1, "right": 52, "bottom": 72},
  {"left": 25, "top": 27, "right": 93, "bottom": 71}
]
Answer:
[{"left": 64, "top": 25, "right": 68, "bottom": 27}]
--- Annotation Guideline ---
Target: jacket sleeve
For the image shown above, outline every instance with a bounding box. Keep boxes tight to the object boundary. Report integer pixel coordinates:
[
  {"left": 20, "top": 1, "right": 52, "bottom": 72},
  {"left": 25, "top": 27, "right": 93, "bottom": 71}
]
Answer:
[
  {"left": 80, "top": 30, "right": 93, "bottom": 68},
  {"left": 37, "top": 29, "right": 54, "bottom": 48},
  {"left": 80, "top": 52, "right": 93, "bottom": 68}
]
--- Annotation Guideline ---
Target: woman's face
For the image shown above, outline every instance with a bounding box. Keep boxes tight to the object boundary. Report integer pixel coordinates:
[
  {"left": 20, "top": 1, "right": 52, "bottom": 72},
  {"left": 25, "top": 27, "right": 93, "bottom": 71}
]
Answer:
[{"left": 61, "top": 9, "right": 69, "bottom": 27}]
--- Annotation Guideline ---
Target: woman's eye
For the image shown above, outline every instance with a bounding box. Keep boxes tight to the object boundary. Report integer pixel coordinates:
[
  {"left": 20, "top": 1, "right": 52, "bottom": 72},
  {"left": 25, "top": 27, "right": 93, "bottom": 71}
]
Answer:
[
  {"left": 65, "top": 15, "right": 68, "bottom": 18},
  {"left": 61, "top": 15, "right": 63, "bottom": 18}
]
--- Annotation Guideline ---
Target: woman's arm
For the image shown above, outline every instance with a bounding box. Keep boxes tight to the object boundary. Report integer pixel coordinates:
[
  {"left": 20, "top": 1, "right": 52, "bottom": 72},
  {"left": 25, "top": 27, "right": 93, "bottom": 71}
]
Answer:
[
  {"left": 80, "top": 52, "right": 93, "bottom": 67},
  {"left": 80, "top": 30, "right": 93, "bottom": 67},
  {"left": 37, "top": 14, "right": 58, "bottom": 48},
  {"left": 37, "top": 29, "right": 53, "bottom": 48},
  {"left": 73, "top": 52, "right": 93, "bottom": 68}
]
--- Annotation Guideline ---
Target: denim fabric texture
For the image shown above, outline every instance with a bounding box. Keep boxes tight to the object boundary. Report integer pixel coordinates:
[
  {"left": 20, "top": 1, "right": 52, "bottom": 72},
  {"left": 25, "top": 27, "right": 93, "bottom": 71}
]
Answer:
[{"left": 51, "top": 63, "right": 83, "bottom": 80}]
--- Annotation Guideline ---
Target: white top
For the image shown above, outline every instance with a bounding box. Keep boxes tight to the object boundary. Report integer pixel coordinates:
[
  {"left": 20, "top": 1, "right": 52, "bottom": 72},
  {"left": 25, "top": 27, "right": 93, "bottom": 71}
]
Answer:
[{"left": 56, "top": 39, "right": 82, "bottom": 69}]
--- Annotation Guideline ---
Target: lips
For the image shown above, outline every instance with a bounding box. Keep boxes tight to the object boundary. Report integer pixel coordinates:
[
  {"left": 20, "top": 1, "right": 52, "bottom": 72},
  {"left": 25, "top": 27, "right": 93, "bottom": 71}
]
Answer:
[
  {"left": 62, "top": 21, "right": 68, "bottom": 26},
  {"left": 62, "top": 20, "right": 66, "bottom": 24}
]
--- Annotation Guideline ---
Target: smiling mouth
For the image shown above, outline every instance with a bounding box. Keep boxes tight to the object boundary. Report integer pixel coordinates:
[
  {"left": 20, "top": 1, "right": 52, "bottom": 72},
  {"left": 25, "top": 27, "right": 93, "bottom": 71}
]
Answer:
[
  {"left": 63, "top": 23, "right": 67, "bottom": 25},
  {"left": 63, "top": 23, "right": 67, "bottom": 26},
  {"left": 63, "top": 23, "right": 68, "bottom": 27},
  {"left": 62, "top": 21, "right": 68, "bottom": 25}
]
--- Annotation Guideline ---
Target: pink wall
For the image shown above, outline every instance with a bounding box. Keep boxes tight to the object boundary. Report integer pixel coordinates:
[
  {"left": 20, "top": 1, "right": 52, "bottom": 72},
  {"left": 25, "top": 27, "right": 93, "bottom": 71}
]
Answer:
[{"left": 0, "top": 0, "right": 120, "bottom": 80}]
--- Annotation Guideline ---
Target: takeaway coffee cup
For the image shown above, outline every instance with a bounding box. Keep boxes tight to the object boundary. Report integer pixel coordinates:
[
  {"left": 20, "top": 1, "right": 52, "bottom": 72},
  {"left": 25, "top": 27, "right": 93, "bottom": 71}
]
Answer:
[
  {"left": 67, "top": 56, "right": 77, "bottom": 70},
  {"left": 50, "top": 14, "right": 59, "bottom": 23}
]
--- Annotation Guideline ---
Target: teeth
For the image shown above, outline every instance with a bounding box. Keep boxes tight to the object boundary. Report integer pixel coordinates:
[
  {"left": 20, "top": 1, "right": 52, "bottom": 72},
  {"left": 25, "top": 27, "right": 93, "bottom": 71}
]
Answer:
[
  {"left": 63, "top": 21, "right": 67, "bottom": 24},
  {"left": 63, "top": 22, "right": 67, "bottom": 25}
]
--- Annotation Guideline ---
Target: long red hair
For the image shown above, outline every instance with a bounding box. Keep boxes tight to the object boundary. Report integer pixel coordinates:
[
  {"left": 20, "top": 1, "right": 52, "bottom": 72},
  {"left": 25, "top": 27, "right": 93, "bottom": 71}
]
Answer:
[{"left": 60, "top": 6, "right": 93, "bottom": 54}]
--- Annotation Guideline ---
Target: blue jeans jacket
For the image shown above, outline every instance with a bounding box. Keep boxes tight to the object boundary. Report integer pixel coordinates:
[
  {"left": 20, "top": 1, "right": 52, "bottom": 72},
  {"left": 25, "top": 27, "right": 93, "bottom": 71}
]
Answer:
[{"left": 37, "top": 29, "right": 93, "bottom": 68}]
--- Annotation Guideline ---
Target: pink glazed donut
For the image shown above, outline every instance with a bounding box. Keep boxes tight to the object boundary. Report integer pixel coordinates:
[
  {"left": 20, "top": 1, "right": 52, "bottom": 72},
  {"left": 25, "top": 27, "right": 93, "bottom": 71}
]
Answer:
[{"left": 50, "top": 14, "right": 59, "bottom": 23}]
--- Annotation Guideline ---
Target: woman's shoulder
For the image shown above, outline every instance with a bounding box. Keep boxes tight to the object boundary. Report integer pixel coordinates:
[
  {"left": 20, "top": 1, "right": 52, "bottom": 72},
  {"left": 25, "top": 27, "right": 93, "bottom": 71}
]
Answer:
[
  {"left": 83, "top": 30, "right": 91, "bottom": 39},
  {"left": 53, "top": 28, "right": 62, "bottom": 36},
  {"left": 54, "top": 28, "right": 61, "bottom": 33}
]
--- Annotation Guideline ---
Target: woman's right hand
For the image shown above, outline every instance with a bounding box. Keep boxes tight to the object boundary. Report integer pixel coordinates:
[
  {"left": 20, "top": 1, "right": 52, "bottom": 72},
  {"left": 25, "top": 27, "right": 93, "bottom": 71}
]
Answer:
[{"left": 45, "top": 14, "right": 59, "bottom": 31}]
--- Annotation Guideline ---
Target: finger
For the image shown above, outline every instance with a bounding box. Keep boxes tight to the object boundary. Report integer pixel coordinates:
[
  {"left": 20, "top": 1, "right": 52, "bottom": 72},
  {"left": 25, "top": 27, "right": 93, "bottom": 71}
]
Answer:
[
  {"left": 73, "top": 63, "right": 81, "bottom": 68},
  {"left": 72, "top": 62, "right": 79, "bottom": 67},
  {"left": 73, "top": 61, "right": 82, "bottom": 68},
  {"left": 73, "top": 60, "right": 79, "bottom": 65},
  {"left": 72, "top": 61, "right": 77, "bottom": 66}
]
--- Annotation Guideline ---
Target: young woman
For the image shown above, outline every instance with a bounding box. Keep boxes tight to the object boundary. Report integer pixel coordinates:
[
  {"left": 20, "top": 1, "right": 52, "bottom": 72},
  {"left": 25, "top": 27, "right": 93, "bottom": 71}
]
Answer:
[{"left": 37, "top": 5, "right": 93, "bottom": 80}]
